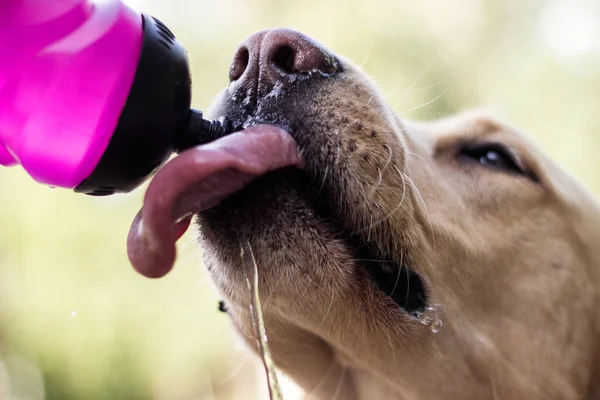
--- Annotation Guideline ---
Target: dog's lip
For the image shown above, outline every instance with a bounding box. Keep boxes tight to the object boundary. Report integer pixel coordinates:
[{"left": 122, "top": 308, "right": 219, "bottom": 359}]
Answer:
[
  {"left": 314, "top": 196, "right": 428, "bottom": 315},
  {"left": 224, "top": 103, "right": 428, "bottom": 314},
  {"left": 126, "top": 125, "right": 303, "bottom": 279}
]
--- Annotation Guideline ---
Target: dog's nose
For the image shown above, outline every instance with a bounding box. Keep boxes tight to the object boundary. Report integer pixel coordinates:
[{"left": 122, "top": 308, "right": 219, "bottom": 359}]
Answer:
[{"left": 229, "top": 28, "right": 338, "bottom": 101}]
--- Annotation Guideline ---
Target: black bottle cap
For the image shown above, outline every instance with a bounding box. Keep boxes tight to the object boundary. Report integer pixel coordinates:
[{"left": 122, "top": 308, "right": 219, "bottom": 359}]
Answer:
[{"left": 75, "top": 15, "right": 193, "bottom": 196}]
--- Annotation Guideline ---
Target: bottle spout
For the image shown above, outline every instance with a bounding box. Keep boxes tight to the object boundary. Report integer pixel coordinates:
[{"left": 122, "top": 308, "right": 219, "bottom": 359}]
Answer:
[{"left": 173, "top": 109, "right": 234, "bottom": 152}]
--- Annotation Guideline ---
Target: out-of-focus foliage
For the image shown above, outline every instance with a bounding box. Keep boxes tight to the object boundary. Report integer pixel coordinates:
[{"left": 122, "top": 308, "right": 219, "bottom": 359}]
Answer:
[{"left": 1, "top": 0, "right": 598, "bottom": 399}]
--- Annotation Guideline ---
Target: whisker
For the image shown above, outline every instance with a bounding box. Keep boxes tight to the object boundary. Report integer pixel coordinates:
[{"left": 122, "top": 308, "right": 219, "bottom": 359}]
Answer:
[
  {"left": 389, "top": 263, "right": 403, "bottom": 298},
  {"left": 334, "top": 129, "right": 342, "bottom": 166},
  {"left": 318, "top": 164, "right": 330, "bottom": 194},
  {"left": 388, "top": 251, "right": 405, "bottom": 298},
  {"left": 300, "top": 275, "right": 316, "bottom": 296},
  {"left": 356, "top": 163, "right": 408, "bottom": 234},
  {"left": 408, "top": 82, "right": 441, "bottom": 94},
  {"left": 317, "top": 289, "right": 336, "bottom": 329},
  {"left": 372, "top": 167, "right": 383, "bottom": 198},
  {"left": 331, "top": 366, "right": 347, "bottom": 400},
  {"left": 403, "top": 259, "right": 410, "bottom": 309},
  {"left": 262, "top": 270, "right": 287, "bottom": 311},
  {"left": 305, "top": 360, "right": 341, "bottom": 400},
  {"left": 398, "top": 62, "right": 432, "bottom": 99},
  {"left": 404, "top": 150, "right": 430, "bottom": 167},
  {"left": 490, "top": 374, "right": 498, "bottom": 400},
  {"left": 237, "top": 317, "right": 253, "bottom": 339},
  {"left": 321, "top": 125, "right": 343, "bottom": 194},
  {"left": 368, "top": 144, "right": 394, "bottom": 198},
  {"left": 400, "top": 171, "right": 436, "bottom": 250},
  {"left": 399, "top": 91, "right": 446, "bottom": 115},
  {"left": 205, "top": 369, "right": 217, "bottom": 400},
  {"left": 357, "top": 49, "right": 372, "bottom": 69},
  {"left": 382, "top": 62, "right": 434, "bottom": 109},
  {"left": 214, "top": 351, "right": 251, "bottom": 387},
  {"left": 460, "top": 322, "right": 555, "bottom": 399},
  {"left": 372, "top": 62, "right": 389, "bottom": 81},
  {"left": 367, "top": 197, "right": 374, "bottom": 242},
  {"left": 364, "top": 62, "right": 390, "bottom": 107},
  {"left": 180, "top": 276, "right": 209, "bottom": 302}
]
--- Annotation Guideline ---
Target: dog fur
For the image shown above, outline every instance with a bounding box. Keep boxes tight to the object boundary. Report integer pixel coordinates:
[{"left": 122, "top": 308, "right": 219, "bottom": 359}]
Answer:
[{"left": 198, "top": 29, "right": 600, "bottom": 399}]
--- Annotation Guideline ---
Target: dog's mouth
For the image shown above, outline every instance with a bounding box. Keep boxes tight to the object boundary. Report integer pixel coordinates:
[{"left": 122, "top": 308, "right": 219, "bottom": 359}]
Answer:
[
  {"left": 350, "top": 239, "right": 427, "bottom": 315},
  {"left": 303, "top": 171, "right": 427, "bottom": 314},
  {"left": 126, "top": 28, "right": 428, "bottom": 316},
  {"left": 312, "top": 216, "right": 427, "bottom": 315},
  {"left": 126, "top": 123, "right": 427, "bottom": 316},
  {"left": 126, "top": 125, "right": 303, "bottom": 278}
]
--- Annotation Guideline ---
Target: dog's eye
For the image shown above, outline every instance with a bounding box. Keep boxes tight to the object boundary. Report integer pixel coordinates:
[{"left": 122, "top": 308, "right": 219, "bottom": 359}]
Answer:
[{"left": 458, "top": 142, "right": 531, "bottom": 178}]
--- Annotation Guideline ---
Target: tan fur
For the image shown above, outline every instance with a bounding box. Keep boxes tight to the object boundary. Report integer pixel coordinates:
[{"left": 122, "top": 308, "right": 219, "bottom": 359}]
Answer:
[{"left": 200, "top": 40, "right": 600, "bottom": 399}]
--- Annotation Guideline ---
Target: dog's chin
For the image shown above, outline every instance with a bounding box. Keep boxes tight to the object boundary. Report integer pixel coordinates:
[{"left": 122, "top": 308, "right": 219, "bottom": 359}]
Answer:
[{"left": 205, "top": 92, "right": 428, "bottom": 316}]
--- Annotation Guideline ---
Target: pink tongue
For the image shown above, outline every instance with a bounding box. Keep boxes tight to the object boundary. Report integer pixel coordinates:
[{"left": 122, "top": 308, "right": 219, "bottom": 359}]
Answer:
[{"left": 127, "top": 125, "right": 303, "bottom": 278}]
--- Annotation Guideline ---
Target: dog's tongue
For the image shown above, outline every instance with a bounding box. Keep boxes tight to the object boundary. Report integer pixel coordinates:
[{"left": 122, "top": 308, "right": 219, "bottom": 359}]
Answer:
[{"left": 127, "top": 125, "right": 303, "bottom": 278}]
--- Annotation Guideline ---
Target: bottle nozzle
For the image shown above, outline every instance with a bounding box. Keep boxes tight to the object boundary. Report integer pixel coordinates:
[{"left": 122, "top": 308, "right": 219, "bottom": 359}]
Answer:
[{"left": 174, "top": 109, "right": 234, "bottom": 152}]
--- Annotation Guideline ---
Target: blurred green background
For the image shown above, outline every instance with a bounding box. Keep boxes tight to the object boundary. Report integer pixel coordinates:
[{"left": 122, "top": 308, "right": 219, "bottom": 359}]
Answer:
[{"left": 1, "top": 0, "right": 599, "bottom": 399}]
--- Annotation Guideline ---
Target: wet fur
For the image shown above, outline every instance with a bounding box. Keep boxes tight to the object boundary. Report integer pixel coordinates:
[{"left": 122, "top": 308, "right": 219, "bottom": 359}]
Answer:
[{"left": 199, "top": 40, "right": 600, "bottom": 399}]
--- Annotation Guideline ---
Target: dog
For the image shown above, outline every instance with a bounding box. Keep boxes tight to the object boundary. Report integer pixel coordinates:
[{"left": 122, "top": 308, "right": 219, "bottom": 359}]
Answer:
[{"left": 129, "top": 28, "right": 600, "bottom": 399}]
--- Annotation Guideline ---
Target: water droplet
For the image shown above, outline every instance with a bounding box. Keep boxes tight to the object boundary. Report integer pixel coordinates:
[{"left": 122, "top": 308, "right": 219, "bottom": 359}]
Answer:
[
  {"left": 70, "top": 310, "right": 77, "bottom": 318},
  {"left": 415, "top": 304, "right": 443, "bottom": 333},
  {"left": 175, "top": 213, "right": 192, "bottom": 224},
  {"left": 418, "top": 313, "right": 433, "bottom": 325},
  {"left": 431, "top": 319, "right": 443, "bottom": 333}
]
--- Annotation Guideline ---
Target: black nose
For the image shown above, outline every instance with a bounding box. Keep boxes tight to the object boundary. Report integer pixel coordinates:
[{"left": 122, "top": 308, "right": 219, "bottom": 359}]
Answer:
[{"left": 228, "top": 28, "right": 339, "bottom": 102}]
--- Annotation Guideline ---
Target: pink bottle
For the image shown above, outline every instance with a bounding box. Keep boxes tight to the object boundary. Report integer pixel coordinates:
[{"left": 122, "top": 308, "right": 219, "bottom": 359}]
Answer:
[{"left": 0, "top": 0, "right": 230, "bottom": 195}]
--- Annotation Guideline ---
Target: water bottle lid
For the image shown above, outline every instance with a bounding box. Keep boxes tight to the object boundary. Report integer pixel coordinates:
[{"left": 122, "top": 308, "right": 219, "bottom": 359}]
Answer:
[{"left": 75, "top": 15, "right": 191, "bottom": 195}]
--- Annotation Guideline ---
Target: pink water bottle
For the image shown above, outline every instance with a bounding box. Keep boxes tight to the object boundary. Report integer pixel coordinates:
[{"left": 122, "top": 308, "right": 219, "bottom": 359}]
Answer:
[{"left": 0, "top": 0, "right": 230, "bottom": 195}]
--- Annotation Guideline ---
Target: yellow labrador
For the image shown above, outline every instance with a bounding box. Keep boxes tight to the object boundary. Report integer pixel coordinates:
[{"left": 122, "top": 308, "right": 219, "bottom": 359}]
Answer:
[{"left": 128, "top": 28, "right": 600, "bottom": 399}]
